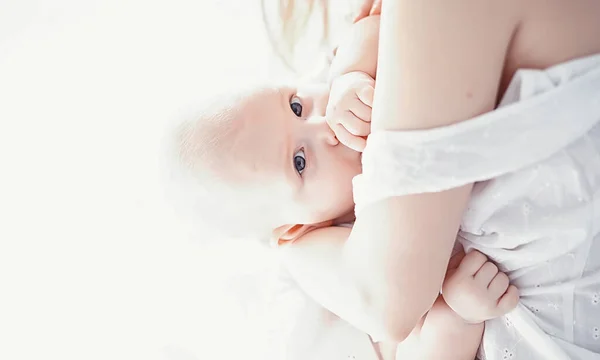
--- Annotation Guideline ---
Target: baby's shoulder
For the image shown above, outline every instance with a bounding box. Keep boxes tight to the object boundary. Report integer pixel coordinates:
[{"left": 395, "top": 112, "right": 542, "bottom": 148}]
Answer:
[{"left": 329, "top": 15, "right": 380, "bottom": 81}]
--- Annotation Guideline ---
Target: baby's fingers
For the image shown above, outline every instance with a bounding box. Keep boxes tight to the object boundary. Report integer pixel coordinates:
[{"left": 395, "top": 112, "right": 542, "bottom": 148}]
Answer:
[
  {"left": 349, "top": 97, "right": 373, "bottom": 124},
  {"left": 487, "top": 272, "right": 510, "bottom": 299},
  {"left": 446, "top": 250, "right": 466, "bottom": 273},
  {"left": 357, "top": 85, "right": 375, "bottom": 108},
  {"left": 458, "top": 250, "right": 488, "bottom": 276},
  {"left": 474, "top": 262, "right": 499, "bottom": 286},
  {"left": 496, "top": 285, "right": 520, "bottom": 315},
  {"left": 332, "top": 123, "right": 366, "bottom": 152},
  {"left": 340, "top": 110, "right": 371, "bottom": 136}
]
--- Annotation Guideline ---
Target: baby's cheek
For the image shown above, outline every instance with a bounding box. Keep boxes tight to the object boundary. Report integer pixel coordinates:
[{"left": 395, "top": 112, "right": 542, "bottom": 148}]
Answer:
[{"left": 328, "top": 171, "right": 354, "bottom": 203}]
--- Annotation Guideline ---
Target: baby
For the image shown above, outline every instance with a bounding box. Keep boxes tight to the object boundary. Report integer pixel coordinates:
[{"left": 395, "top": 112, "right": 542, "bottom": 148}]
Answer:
[{"left": 171, "top": 15, "right": 518, "bottom": 359}]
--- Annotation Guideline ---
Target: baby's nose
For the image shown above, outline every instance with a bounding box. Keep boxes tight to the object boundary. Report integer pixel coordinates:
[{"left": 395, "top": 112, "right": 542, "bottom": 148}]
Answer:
[
  {"left": 318, "top": 122, "right": 339, "bottom": 146},
  {"left": 306, "top": 115, "right": 338, "bottom": 146}
]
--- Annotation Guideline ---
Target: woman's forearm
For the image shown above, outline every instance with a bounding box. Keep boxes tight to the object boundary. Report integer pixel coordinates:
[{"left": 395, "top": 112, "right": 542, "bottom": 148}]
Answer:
[
  {"left": 345, "top": 0, "right": 513, "bottom": 342},
  {"left": 344, "top": 190, "right": 470, "bottom": 341}
]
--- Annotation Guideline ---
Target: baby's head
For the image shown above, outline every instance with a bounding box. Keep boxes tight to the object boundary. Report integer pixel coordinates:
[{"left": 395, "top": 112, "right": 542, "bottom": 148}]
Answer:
[{"left": 172, "top": 82, "right": 361, "bottom": 242}]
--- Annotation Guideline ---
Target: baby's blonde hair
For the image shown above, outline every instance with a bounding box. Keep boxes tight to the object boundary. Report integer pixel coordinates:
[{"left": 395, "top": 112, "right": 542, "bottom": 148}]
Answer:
[{"left": 163, "top": 92, "right": 274, "bottom": 243}]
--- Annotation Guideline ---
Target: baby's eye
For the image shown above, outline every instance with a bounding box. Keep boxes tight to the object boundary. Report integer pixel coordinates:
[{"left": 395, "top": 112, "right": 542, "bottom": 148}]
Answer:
[
  {"left": 290, "top": 96, "right": 303, "bottom": 117},
  {"left": 293, "top": 149, "right": 306, "bottom": 175}
]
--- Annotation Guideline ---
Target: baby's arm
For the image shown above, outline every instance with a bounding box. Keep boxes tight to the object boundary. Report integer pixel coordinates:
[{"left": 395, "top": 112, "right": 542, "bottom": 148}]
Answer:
[
  {"left": 409, "top": 250, "right": 519, "bottom": 359},
  {"left": 279, "top": 226, "right": 392, "bottom": 340},
  {"left": 328, "top": 15, "right": 380, "bottom": 82},
  {"left": 281, "top": 226, "right": 481, "bottom": 360},
  {"left": 397, "top": 295, "right": 483, "bottom": 360},
  {"left": 282, "top": 228, "right": 518, "bottom": 359}
]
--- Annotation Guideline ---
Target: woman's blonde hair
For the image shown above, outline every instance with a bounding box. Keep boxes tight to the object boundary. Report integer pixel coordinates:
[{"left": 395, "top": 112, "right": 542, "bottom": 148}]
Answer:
[
  {"left": 261, "top": 0, "right": 329, "bottom": 72},
  {"left": 261, "top": 0, "right": 353, "bottom": 74}
]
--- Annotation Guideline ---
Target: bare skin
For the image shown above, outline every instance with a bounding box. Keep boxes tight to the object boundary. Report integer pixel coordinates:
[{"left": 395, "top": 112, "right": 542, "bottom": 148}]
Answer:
[
  {"left": 181, "top": 0, "right": 600, "bottom": 357},
  {"left": 282, "top": 0, "right": 600, "bottom": 356},
  {"left": 347, "top": 3, "right": 600, "bottom": 350},
  {"left": 501, "top": 0, "right": 600, "bottom": 93},
  {"left": 344, "top": 0, "right": 600, "bottom": 344}
]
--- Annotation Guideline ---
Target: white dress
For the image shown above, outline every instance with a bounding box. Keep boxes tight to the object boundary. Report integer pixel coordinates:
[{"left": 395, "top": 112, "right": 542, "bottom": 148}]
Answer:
[{"left": 353, "top": 53, "right": 600, "bottom": 360}]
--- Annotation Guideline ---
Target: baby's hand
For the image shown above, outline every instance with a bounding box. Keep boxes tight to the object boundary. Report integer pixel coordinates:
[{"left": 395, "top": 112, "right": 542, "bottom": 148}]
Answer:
[
  {"left": 442, "top": 250, "right": 519, "bottom": 324},
  {"left": 326, "top": 71, "right": 375, "bottom": 152}
]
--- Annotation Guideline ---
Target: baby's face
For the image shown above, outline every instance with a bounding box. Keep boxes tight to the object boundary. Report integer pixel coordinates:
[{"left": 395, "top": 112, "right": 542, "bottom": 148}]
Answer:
[{"left": 221, "top": 83, "right": 362, "bottom": 228}]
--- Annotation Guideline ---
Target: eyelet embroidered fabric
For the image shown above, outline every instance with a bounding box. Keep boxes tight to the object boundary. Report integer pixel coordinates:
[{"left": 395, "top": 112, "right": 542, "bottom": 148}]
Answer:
[{"left": 353, "top": 54, "right": 600, "bottom": 360}]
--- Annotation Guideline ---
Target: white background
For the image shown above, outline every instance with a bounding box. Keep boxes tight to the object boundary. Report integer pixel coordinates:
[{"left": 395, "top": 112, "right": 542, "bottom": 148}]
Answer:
[{"left": 0, "top": 0, "right": 312, "bottom": 359}]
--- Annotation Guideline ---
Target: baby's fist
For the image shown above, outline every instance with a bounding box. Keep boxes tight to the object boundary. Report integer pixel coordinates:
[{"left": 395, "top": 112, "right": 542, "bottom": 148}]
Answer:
[
  {"left": 442, "top": 250, "right": 519, "bottom": 324},
  {"left": 326, "top": 71, "right": 375, "bottom": 152}
]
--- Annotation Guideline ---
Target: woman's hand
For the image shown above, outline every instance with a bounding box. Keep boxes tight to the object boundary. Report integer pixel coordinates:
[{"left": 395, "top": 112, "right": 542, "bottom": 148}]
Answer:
[{"left": 353, "top": 0, "right": 382, "bottom": 23}]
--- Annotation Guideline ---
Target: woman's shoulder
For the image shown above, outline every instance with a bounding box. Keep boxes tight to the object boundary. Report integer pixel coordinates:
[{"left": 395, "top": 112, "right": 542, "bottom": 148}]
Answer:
[{"left": 503, "top": 0, "right": 600, "bottom": 83}]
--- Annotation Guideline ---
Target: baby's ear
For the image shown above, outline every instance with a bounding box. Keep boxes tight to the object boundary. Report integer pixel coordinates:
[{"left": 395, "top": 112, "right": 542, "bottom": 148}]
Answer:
[
  {"left": 273, "top": 224, "right": 313, "bottom": 242},
  {"left": 271, "top": 221, "right": 333, "bottom": 247}
]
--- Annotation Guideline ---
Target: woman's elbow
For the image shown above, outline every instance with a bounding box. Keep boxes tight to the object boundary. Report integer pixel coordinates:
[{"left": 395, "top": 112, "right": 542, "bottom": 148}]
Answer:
[
  {"left": 382, "top": 302, "right": 418, "bottom": 342},
  {"left": 362, "top": 308, "right": 414, "bottom": 343},
  {"left": 359, "top": 290, "right": 421, "bottom": 343}
]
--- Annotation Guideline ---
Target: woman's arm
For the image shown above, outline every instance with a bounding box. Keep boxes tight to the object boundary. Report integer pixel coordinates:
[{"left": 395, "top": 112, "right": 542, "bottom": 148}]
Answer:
[
  {"left": 282, "top": 229, "right": 489, "bottom": 360},
  {"left": 345, "top": 0, "right": 521, "bottom": 341}
]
